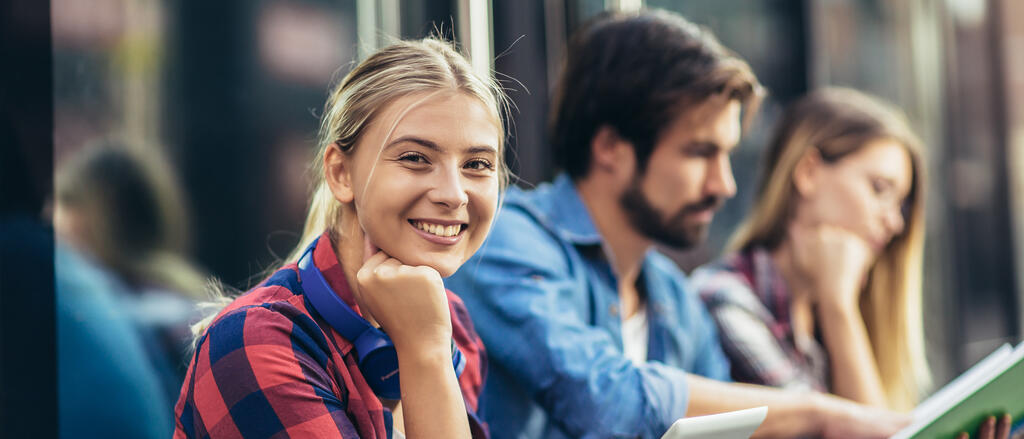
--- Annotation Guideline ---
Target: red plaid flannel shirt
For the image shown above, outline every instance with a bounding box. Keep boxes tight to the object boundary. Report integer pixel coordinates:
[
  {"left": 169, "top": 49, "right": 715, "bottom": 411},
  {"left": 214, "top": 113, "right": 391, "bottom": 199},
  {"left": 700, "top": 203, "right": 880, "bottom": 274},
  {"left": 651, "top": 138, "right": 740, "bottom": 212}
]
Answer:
[{"left": 173, "top": 232, "right": 488, "bottom": 438}]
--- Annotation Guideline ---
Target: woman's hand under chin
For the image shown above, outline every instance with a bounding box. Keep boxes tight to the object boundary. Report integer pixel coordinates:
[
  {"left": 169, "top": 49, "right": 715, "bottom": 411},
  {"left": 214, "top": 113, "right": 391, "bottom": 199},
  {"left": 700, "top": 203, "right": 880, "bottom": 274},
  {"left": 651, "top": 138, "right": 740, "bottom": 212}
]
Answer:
[
  {"left": 789, "top": 222, "right": 874, "bottom": 312},
  {"left": 353, "top": 234, "right": 454, "bottom": 351}
]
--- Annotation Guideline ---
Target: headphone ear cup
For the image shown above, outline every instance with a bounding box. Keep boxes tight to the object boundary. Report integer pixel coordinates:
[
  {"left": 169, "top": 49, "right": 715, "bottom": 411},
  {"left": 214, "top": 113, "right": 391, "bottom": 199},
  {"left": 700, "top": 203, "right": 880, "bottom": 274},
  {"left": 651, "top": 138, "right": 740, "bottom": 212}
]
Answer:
[
  {"left": 452, "top": 343, "right": 466, "bottom": 377},
  {"left": 359, "top": 344, "right": 401, "bottom": 400}
]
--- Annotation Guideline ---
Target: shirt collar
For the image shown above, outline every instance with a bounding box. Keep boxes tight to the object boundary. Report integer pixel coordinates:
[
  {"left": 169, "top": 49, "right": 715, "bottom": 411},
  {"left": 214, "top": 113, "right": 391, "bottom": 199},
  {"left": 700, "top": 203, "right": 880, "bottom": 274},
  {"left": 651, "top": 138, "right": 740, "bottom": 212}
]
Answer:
[
  {"left": 309, "top": 231, "right": 364, "bottom": 314},
  {"left": 514, "top": 173, "right": 603, "bottom": 245}
]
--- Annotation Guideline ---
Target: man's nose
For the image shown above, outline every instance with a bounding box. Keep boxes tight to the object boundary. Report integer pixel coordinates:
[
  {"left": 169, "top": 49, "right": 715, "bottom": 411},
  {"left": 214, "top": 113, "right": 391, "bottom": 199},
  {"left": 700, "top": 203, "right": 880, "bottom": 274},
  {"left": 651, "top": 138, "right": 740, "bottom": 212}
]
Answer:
[{"left": 706, "top": 154, "right": 737, "bottom": 199}]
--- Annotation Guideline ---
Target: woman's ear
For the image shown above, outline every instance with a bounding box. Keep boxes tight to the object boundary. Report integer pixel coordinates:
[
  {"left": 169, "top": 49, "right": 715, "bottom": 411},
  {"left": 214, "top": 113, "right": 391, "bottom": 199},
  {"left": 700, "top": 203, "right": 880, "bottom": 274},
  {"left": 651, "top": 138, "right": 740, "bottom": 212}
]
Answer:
[
  {"left": 324, "top": 142, "right": 355, "bottom": 203},
  {"left": 792, "top": 147, "right": 823, "bottom": 198}
]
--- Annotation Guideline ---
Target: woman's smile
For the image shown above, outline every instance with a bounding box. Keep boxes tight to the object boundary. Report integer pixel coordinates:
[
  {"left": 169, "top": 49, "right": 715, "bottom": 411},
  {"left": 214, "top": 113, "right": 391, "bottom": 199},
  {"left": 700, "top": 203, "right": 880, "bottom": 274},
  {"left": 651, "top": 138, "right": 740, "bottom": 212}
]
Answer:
[{"left": 409, "top": 219, "right": 468, "bottom": 245}]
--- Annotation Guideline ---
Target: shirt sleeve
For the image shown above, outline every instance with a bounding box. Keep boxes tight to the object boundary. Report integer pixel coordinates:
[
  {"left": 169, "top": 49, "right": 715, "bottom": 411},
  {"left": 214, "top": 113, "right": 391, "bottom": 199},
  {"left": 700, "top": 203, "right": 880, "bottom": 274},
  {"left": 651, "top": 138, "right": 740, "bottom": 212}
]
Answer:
[
  {"left": 447, "top": 291, "right": 487, "bottom": 413},
  {"left": 174, "top": 304, "right": 365, "bottom": 439},
  {"left": 447, "top": 208, "right": 689, "bottom": 438},
  {"left": 685, "top": 285, "right": 734, "bottom": 382},
  {"left": 695, "top": 272, "right": 815, "bottom": 390},
  {"left": 447, "top": 291, "right": 491, "bottom": 438}
]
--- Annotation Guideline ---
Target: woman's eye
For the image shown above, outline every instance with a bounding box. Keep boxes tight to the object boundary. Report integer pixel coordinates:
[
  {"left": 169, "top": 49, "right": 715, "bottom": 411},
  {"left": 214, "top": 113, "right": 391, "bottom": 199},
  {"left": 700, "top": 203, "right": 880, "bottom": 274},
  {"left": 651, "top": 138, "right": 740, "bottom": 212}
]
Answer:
[
  {"left": 870, "top": 178, "right": 889, "bottom": 195},
  {"left": 399, "top": 153, "right": 428, "bottom": 164},
  {"left": 465, "top": 159, "right": 495, "bottom": 171}
]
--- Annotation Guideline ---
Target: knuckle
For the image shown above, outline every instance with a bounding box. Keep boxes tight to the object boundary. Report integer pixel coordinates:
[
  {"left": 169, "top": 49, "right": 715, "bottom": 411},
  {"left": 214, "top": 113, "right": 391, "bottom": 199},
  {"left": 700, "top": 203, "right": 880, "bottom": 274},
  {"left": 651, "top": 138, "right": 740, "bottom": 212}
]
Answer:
[
  {"left": 355, "top": 268, "right": 371, "bottom": 283},
  {"left": 414, "top": 266, "right": 438, "bottom": 280}
]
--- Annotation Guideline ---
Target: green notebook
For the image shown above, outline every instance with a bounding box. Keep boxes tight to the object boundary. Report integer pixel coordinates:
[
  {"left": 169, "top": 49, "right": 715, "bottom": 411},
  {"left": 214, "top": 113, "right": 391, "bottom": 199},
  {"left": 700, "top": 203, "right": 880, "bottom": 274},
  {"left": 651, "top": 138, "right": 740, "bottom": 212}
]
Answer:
[{"left": 891, "top": 342, "right": 1024, "bottom": 439}]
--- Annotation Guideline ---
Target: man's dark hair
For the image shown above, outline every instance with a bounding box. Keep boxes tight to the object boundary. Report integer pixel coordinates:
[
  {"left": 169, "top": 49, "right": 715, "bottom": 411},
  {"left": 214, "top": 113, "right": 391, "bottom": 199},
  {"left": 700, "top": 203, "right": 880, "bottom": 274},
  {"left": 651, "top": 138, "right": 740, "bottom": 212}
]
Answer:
[{"left": 550, "top": 9, "right": 763, "bottom": 179}]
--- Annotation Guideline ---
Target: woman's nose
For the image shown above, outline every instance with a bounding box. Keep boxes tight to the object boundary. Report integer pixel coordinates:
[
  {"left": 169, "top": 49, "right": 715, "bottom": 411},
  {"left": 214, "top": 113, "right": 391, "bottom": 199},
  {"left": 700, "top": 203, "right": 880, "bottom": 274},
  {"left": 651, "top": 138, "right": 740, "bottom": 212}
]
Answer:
[
  {"left": 428, "top": 166, "right": 469, "bottom": 209},
  {"left": 883, "top": 204, "right": 906, "bottom": 237}
]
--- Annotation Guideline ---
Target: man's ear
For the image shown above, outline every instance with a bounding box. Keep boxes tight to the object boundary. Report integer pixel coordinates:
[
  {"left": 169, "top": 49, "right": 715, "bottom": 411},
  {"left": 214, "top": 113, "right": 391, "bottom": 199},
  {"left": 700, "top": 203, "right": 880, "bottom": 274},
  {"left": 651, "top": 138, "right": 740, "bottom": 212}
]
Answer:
[
  {"left": 792, "top": 147, "right": 823, "bottom": 198},
  {"left": 324, "top": 142, "right": 355, "bottom": 203},
  {"left": 589, "top": 125, "right": 636, "bottom": 178}
]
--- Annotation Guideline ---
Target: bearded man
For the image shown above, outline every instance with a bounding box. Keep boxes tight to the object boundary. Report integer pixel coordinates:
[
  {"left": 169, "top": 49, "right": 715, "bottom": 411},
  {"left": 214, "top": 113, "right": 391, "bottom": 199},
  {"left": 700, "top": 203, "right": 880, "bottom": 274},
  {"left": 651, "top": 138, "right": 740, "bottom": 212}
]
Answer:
[{"left": 446, "top": 9, "right": 910, "bottom": 439}]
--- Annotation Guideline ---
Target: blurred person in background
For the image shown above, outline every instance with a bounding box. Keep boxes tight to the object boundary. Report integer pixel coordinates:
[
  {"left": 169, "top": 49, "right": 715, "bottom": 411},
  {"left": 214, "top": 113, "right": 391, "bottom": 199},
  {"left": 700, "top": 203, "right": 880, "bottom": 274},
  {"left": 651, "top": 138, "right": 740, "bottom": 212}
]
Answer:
[
  {"left": 694, "top": 88, "right": 928, "bottom": 408},
  {"left": 53, "top": 142, "right": 205, "bottom": 404},
  {"left": 174, "top": 37, "right": 507, "bottom": 438},
  {"left": 446, "top": 10, "right": 914, "bottom": 439},
  {"left": 692, "top": 88, "right": 1012, "bottom": 437},
  {"left": 57, "top": 239, "right": 177, "bottom": 438}
]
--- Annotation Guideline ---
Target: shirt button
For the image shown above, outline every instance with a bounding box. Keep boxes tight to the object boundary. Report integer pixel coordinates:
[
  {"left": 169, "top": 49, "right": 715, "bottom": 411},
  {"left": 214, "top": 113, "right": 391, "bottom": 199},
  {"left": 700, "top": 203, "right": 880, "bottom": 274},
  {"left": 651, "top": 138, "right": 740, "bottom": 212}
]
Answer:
[{"left": 609, "top": 304, "right": 619, "bottom": 317}]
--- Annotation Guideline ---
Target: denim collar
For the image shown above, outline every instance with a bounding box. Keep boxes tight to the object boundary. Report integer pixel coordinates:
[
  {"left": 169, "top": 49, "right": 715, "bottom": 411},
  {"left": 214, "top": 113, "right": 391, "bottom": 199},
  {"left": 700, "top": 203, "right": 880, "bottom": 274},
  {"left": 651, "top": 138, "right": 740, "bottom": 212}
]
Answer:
[{"left": 508, "top": 173, "right": 604, "bottom": 246}]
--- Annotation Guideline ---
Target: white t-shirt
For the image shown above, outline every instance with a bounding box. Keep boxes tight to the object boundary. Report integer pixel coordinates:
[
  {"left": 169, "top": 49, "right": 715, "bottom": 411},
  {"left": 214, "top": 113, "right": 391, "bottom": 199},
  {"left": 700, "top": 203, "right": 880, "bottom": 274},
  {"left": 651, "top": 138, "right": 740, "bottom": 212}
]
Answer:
[{"left": 621, "top": 305, "right": 649, "bottom": 365}]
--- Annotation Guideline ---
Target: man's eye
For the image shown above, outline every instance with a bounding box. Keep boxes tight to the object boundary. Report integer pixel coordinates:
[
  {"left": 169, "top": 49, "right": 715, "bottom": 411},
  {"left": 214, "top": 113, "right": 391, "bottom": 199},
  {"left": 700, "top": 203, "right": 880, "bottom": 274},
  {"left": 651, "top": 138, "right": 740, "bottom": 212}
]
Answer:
[{"left": 686, "top": 145, "right": 718, "bottom": 158}]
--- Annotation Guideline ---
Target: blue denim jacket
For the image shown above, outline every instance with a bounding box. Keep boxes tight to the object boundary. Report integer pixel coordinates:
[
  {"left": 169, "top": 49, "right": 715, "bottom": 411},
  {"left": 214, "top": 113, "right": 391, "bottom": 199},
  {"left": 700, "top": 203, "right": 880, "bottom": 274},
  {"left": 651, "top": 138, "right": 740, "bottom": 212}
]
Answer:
[{"left": 445, "top": 174, "right": 731, "bottom": 439}]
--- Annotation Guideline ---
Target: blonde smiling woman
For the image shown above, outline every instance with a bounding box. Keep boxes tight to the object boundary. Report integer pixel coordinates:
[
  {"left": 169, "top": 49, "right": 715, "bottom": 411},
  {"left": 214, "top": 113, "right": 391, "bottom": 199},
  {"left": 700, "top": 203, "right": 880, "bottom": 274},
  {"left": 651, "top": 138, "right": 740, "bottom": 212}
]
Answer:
[{"left": 173, "top": 38, "right": 509, "bottom": 439}]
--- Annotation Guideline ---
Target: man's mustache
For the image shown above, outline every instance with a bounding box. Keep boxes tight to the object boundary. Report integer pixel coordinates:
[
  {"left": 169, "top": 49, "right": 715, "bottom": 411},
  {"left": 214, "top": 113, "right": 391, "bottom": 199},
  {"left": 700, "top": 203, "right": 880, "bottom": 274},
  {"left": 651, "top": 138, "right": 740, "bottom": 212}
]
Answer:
[{"left": 682, "top": 196, "right": 724, "bottom": 214}]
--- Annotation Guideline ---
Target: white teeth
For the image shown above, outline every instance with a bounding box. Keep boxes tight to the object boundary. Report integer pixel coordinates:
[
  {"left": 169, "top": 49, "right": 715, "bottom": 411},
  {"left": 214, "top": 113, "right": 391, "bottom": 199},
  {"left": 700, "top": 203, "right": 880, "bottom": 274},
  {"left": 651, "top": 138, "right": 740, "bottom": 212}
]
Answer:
[{"left": 414, "top": 221, "right": 461, "bottom": 237}]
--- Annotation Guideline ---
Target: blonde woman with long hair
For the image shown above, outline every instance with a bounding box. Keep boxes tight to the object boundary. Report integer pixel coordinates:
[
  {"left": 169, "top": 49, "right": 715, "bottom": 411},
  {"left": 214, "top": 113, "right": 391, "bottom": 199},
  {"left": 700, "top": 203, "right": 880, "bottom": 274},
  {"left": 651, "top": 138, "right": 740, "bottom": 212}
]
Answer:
[
  {"left": 173, "top": 38, "right": 509, "bottom": 438},
  {"left": 692, "top": 88, "right": 930, "bottom": 411}
]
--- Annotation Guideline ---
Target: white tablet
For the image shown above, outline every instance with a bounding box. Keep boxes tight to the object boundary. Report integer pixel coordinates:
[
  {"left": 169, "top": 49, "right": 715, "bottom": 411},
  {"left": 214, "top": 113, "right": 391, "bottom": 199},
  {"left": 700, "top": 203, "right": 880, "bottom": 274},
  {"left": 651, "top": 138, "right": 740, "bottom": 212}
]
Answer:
[{"left": 661, "top": 406, "right": 768, "bottom": 439}]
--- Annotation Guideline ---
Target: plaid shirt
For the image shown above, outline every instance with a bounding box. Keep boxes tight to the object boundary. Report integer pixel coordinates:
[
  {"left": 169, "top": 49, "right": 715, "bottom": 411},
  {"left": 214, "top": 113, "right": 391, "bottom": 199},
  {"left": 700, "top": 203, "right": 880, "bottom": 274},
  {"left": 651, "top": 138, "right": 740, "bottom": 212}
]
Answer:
[
  {"left": 691, "top": 247, "right": 828, "bottom": 392},
  {"left": 173, "top": 232, "right": 488, "bottom": 438}
]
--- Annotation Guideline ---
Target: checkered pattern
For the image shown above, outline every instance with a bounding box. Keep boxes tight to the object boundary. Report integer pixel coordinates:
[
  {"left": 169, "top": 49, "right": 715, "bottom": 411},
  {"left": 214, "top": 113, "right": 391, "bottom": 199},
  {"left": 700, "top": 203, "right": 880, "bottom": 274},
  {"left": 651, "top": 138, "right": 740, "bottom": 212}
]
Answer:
[
  {"left": 173, "top": 232, "right": 488, "bottom": 438},
  {"left": 692, "top": 247, "right": 828, "bottom": 392}
]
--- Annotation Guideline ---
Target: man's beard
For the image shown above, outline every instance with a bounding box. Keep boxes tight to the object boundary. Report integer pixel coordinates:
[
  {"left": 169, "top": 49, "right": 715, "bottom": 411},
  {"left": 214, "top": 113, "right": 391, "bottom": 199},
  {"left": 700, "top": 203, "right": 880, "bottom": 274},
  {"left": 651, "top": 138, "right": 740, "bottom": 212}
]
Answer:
[{"left": 619, "top": 175, "right": 723, "bottom": 249}]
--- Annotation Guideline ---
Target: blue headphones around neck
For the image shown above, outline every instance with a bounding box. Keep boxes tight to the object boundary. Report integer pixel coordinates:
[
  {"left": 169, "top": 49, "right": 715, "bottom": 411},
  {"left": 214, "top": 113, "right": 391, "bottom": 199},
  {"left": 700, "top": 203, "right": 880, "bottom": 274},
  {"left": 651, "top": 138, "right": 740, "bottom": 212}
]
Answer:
[{"left": 297, "top": 237, "right": 466, "bottom": 400}]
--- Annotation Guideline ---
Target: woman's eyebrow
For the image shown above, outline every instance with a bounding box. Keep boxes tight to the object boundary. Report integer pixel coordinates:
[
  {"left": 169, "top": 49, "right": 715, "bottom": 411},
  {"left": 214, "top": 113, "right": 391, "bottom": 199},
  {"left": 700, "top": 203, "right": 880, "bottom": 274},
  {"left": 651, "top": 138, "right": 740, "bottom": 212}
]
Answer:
[
  {"left": 386, "top": 135, "right": 442, "bottom": 152},
  {"left": 467, "top": 145, "right": 498, "bottom": 155},
  {"left": 386, "top": 136, "right": 497, "bottom": 155}
]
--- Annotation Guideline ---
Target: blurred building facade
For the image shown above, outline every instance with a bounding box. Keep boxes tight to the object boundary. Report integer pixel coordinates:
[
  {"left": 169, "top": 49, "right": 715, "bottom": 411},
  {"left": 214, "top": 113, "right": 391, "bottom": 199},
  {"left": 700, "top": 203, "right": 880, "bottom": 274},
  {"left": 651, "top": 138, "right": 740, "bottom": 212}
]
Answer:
[{"left": 51, "top": 0, "right": 1024, "bottom": 390}]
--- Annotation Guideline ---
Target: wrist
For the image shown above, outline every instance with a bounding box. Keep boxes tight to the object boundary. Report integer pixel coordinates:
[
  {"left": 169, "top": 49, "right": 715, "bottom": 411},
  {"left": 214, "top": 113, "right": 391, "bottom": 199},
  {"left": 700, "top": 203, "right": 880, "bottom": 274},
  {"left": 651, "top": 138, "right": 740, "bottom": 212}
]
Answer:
[
  {"left": 383, "top": 316, "right": 452, "bottom": 351},
  {"left": 394, "top": 339, "right": 455, "bottom": 370},
  {"left": 817, "top": 296, "right": 861, "bottom": 318},
  {"left": 815, "top": 283, "right": 861, "bottom": 311},
  {"left": 391, "top": 325, "right": 452, "bottom": 354},
  {"left": 804, "top": 392, "right": 835, "bottom": 435}
]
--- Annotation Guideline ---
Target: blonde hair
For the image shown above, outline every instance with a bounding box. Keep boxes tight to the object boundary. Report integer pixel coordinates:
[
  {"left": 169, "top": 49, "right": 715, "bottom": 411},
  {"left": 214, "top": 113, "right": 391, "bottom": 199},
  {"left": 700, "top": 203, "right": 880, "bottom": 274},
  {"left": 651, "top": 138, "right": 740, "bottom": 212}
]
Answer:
[
  {"left": 191, "top": 37, "right": 511, "bottom": 338},
  {"left": 728, "top": 87, "right": 930, "bottom": 410}
]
